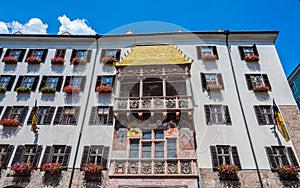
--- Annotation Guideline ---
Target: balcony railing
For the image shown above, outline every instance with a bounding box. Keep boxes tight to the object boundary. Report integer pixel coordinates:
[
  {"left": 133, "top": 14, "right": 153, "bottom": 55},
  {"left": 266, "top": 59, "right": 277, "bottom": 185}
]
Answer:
[
  {"left": 114, "top": 96, "right": 192, "bottom": 111},
  {"left": 109, "top": 159, "right": 197, "bottom": 176}
]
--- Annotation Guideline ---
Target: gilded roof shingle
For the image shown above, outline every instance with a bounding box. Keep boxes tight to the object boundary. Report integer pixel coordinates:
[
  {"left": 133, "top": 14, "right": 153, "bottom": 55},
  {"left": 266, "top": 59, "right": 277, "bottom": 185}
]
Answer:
[{"left": 116, "top": 45, "right": 191, "bottom": 66}]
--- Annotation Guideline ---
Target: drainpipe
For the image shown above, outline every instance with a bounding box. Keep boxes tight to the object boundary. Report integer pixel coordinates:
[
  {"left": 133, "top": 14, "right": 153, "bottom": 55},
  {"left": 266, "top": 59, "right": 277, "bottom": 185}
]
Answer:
[
  {"left": 68, "top": 34, "right": 101, "bottom": 188},
  {"left": 224, "top": 30, "right": 264, "bottom": 188}
]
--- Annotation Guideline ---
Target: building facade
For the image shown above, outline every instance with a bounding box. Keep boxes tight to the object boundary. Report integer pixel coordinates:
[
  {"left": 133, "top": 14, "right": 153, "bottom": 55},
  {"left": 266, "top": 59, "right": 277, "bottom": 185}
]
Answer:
[
  {"left": 288, "top": 64, "right": 300, "bottom": 110},
  {"left": 0, "top": 31, "right": 299, "bottom": 188}
]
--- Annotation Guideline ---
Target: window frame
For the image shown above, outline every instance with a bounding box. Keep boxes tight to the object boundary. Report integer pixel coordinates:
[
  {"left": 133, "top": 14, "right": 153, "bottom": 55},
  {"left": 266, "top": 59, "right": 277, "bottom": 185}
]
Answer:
[
  {"left": 2, "top": 49, "right": 26, "bottom": 62},
  {"left": 196, "top": 46, "right": 219, "bottom": 60},
  {"left": 210, "top": 145, "right": 241, "bottom": 171},
  {"left": 245, "top": 74, "right": 271, "bottom": 91},
  {"left": 26, "top": 49, "right": 48, "bottom": 62},
  {"left": 265, "top": 146, "right": 299, "bottom": 171},
  {"left": 53, "top": 106, "right": 80, "bottom": 125},
  {"left": 238, "top": 44, "right": 259, "bottom": 60},
  {"left": 0, "top": 75, "right": 15, "bottom": 91},
  {"left": 204, "top": 105, "right": 231, "bottom": 125},
  {"left": 254, "top": 105, "right": 275, "bottom": 125},
  {"left": 89, "top": 106, "right": 114, "bottom": 126},
  {"left": 100, "top": 49, "right": 121, "bottom": 63},
  {"left": 201, "top": 73, "right": 224, "bottom": 91},
  {"left": 290, "top": 82, "right": 297, "bottom": 94}
]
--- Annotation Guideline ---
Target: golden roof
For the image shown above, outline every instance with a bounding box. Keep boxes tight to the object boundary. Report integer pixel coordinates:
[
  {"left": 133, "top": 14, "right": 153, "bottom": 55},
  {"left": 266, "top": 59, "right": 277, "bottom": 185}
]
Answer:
[{"left": 116, "top": 45, "right": 191, "bottom": 66}]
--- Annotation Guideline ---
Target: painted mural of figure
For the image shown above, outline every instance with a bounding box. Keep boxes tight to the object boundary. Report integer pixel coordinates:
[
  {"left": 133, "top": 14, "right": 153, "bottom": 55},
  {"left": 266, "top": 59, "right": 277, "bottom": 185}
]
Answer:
[
  {"left": 179, "top": 120, "right": 194, "bottom": 149},
  {"left": 114, "top": 128, "right": 127, "bottom": 149},
  {"left": 179, "top": 128, "right": 194, "bottom": 149}
]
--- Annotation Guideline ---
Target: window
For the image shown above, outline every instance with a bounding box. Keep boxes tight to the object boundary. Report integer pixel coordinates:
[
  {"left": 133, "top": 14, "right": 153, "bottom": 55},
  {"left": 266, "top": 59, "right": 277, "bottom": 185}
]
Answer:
[
  {"left": 196, "top": 46, "right": 218, "bottom": 60},
  {"left": 238, "top": 44, "right": 259, "bottom": 60},
  {"left": 70, "top": 49, "right": 91, "bottom": 62},
  {"left": 53, "top": 106, "right": 80, "bottom": 125},
  {"left": 11, "top": 145, "right": 42, "bottom": 167},
  {"left": 81, "top": 145, "right": 110, "bottom": 167},
  {"left": 89, "top": 106, "right": 113, "bottom": 125},
  {"left": 254, "top": 105, "right": 275, "bottom": 125},
  {"left": 204, "top": 105, "right": 231, "bottom": 125},
  {"left": 210, "top": 145, "right": 241, "bottom": 170},
  {"left": 265, "top": 146, "right": 299, "bottom": 171},
  {"left": 14, "top": 76, "right": 39, "bottom": 92},
  {"left": 39, "top": 76, "right": 63, "bottom": 92},
  {"left": 95, "top": 76, "right": 115, "bottom": 90},
  {"left": 167, "top": 139, "right": 177, "bottom": 158},
  {"left": 54, "top": 49, "right": 66, "bottom": 58},
  {"left": 166, "top": 78, "right": 187, "bottom": 96},
  {"left": 2, "top": 49, "right": 26, "bottom": 62},
  {"left": 296, "top": 97, "right": 300, "bottom": 110},
  {"left": 201, "top": 73, "right": 224, "bottom": 91},
  {"left": 26, "top": 49, "right": 48, "bottom": 62},
  {"left": 245, "top": 74, "right": 271, "bottom": 91},
  {"left": 0, "top": 75, "right": 16, "bottom": 91},
  {"left": 129, "top": 129, "right": 177, "bottom": 159},
  {"left": 100, "top": 49, "right": 121, "bottom": 63},
  {"left": 1, "top": 106, "right": 29, "bottom": 124},
  {"left": 120, "top": 79, "right": 139, "bottom": 97},
  {"left": 27, "top": 106, "right": 56, "bottom": 125},
  {"left": 290, "top": 82, "right": 297, "bottom": 94},
  {"left": 142, "top": 142, "right": 151, "bottom": 158},
  {"left": 0, "top": 144, "right": 14, "bottom": 169},
  {"left": 129, "top": 140, "right": 140, "bottom": 158},
  {"left": 64, "top": 76, "right": 86, "bottom": 90},
  {"left": 143, "top": 78, "right": 163, "bottom": 96},
  {"left": 42, "top": 145, "right": 72, "bottom": 168}
]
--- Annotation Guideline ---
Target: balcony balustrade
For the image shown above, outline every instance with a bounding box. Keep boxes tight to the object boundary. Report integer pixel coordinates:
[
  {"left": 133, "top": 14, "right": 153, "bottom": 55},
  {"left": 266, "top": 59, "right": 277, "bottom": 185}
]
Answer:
[
  {"left": 109, "top": 159, "right": 197, "bottom": 176},
  {"left": 114, "top": 96, "right": 192, "bottom": 111}
]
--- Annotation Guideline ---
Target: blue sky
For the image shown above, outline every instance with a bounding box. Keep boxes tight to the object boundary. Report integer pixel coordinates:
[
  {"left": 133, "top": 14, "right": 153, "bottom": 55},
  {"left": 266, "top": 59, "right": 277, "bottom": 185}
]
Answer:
[{"left": 0, "top": 0, "right": 299, "bottom": 76}]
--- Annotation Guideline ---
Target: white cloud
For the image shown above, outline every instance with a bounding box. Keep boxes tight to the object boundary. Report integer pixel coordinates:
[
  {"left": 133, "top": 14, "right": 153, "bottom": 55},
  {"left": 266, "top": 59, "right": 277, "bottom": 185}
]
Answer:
[
  {"left": 0, "top": 22, "right": 9, "bottom": 34},
  {"left": 57, "top": 15, "right": 96, "bottom": 35},
  {"left": 7, "top": 18, "right": 48, "bottom": 34}
]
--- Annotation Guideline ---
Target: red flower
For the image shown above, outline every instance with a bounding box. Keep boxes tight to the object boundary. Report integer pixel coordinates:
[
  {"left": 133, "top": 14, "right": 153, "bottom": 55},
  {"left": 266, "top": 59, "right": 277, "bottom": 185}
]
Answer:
[
  {"left": 81, "top": 163, "right": 104, "bottom": 174},
  {"left": 63, "top": 86, "right": 81, "bottom": 94},
  {"left": 101, "top": 56, "right": 118, "bottom": 65},
  {"left": 40, "top": 162, "right": 63, "bottom": 174},
  {"left": 96, "top": 85, "right": 113, "bottom": 93},
  {"left": 11, "top": 162, "right": 34, "bottom": 175},
  {"left": 26, "top": 56, "right": 41, "bottom": 64},
  {"left": 244, "top": 55, "right": 259, "bottom": 62},
  {"left": 0, "top": 118, "right": 21, "bottom": 127},
  {"left": 51, "top": 57, "right": 65, "bottom": 64}
]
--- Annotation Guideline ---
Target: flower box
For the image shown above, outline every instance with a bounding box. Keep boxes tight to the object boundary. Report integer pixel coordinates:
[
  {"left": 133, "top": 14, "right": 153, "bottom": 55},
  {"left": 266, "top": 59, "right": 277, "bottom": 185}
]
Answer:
[
  {"left": 16, "top": 87, "right": 31, "bottom": 93},
  {"left": 202, "top": 54, "right": 217, "bottom": 61},
  {"left": 0, "top": 87, "right": 6, "bottom": 93},
  {"left": 101, "top": 56, "right": 118, "bottom": 65},
  {"left": 41, "top": 163, "right": 63, "bottom": 174},
  {"left": 3, "top": 56, "right": 18, "bottom": 64},
  {"left": 244, "top": 55, "right": 259, "bottom": 62},
  {"left": 253, "top": 85, "right": 270, "bottom": 92},
  {"left": 63, "top": 86, "right": 81, "bottom": 94},
  {"left": 11, "top": 162, "right": 34, "bottom": 176},
  {"left": 26, "top": 56, "right": 41, "bottom": 64},
  {"left": 51, "top": 57, "right": 65, "bottom": 65},
  {"left": 81, "top": 163, "right": 104, "bottom": 174},
  {"left": 217, "top": 164, "right": 239, "bottom": 180},
  {"left": 206, "top": 84, "right": 223, "bottom": 91},
  {"left": 96, "top": 85, "right": 113, "bottom": 93},
  {"left": 0, "top": 118, "right": 21, "bottom": 127},
  {"left": 41, "top": 87, "right": 56, "bottom": 94},
  {"left": 278, "top": 165, "right": 300, "bottom": 180},
  {"left": 71, "top": 57, "right": 87, "bottom": 64}
]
